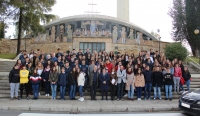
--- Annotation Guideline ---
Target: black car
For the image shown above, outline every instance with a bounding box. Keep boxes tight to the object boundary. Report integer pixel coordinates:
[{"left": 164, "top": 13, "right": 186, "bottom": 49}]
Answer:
[{"left": 179, "top": 89, "right": 200, "bottom": 116}]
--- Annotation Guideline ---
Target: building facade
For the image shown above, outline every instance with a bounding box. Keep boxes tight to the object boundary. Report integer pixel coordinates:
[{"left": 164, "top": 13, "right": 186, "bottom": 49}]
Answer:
[{"left": 0, "top": 15, "right": 169, "bottom": 54}]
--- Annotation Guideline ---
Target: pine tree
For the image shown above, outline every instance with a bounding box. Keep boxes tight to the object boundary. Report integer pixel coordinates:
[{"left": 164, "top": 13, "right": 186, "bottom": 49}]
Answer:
[{"left": 1, "top": 0, "right": 56, "bottom": 55}]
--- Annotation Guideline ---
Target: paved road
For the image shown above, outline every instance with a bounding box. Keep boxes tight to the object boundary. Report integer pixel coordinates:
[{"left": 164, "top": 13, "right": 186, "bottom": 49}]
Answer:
[{"left": 0, "top": 110, "right": 191, "bottom": 116}]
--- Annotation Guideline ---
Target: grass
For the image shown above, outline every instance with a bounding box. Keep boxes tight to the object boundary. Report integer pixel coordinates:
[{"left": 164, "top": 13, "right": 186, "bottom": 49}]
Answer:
[
  {"left": 186, "top": 56, "right": 200, "bottom": 64},
  {"left": 0, "top": 54, "right": 16, "bottom": 59}
]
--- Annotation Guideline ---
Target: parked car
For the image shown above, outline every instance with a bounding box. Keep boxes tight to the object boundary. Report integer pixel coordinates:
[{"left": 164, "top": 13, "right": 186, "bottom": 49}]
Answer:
[{"left": 179, "top": 89, "right": 200, "bottom": 116}]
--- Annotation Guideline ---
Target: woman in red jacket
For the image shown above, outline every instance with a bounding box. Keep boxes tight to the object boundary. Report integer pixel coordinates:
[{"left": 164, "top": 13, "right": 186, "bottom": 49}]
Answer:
[{"left": 173, "top": 63, "right": 182, "bottom": 93}]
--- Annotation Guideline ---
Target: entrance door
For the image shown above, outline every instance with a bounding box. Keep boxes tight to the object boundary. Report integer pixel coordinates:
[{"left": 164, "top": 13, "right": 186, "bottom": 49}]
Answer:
[{"left": 79, "top": 42, "right": 105, "bottom": 53}]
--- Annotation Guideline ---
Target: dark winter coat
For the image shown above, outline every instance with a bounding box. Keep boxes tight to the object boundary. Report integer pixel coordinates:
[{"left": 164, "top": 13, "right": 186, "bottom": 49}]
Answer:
[
  {"left": 30, "top": 74, "right": 41, "bottom": 85},
  {"left": 143, "top": 70, "right": 153, "bottom": 83},
  {"left": 68, "top": 71, "right": 77, "bottom": 85},
  {"left": 9, "top": 68, "right": 20, "bottom": 83},
  {"left": 183, "top": 71, "right": 191, "bottom": 81},
  {"left": 99, "top": 73, "right": 110, "bottom": 90},
  {"left": 42, "top": 69, "right": 50, "bottom": 81},
  {"left": 49, "top": 72, "right": 59, "bottom": 83},
  {"left": 58, "top": 72, "right": 68, "bottom": 86},
  {"left": 89, "top": 71, "right": 99, "bottom": 86},
  {"left": 152, "top": 71, "right": 163, "bottom": 87}
]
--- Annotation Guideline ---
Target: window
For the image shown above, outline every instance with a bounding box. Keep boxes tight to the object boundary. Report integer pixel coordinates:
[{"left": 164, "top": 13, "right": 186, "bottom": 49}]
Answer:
[{"left": 79, "top": 42, "right": 105, "bottom": 53}]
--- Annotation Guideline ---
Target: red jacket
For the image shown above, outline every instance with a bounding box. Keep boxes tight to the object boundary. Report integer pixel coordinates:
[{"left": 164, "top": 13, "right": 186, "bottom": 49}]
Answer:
[{"left": 105, "top": 63, "right": 113, "bottom": 74}]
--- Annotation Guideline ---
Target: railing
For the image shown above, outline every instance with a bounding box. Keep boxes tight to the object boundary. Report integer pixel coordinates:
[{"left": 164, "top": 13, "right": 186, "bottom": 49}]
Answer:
[{"left": 186, "top": 56, "right": 200, "bottom": 66}]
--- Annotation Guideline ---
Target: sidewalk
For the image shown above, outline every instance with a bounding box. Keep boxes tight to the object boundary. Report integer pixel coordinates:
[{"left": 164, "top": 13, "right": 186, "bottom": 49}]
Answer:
[{"left": 0, "top": 99, "right": 179, "bottom": 113}]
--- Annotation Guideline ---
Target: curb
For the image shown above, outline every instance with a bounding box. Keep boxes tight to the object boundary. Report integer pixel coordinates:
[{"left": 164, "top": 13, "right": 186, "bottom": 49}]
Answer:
[{"left": 0, "top": 106, "right": 180, "bottom": 113}]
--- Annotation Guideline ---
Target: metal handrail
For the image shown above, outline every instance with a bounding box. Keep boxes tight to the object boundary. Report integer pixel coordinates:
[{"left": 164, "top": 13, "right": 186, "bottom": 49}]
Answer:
[{"left": 186, "top": 56, "right": 200, "bottom": 66}]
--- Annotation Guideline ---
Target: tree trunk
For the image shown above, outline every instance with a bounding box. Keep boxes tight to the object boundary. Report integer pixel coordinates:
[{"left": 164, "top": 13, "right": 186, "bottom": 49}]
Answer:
[{"left": 16, "top": 7, "right": 23, "bottom": 55}]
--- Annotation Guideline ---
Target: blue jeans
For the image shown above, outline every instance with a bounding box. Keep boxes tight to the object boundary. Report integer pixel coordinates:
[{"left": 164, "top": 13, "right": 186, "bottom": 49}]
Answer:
[
  {"left": 153, "top": 84, "right": 161, "bottom": 98},
  {"left": 117, "top": 82, "right": 124, "bottom": 99},
  {"left": 32, "top": 84, "right": 39, "bottom": 98},
  {"left": 165, "top": 85, "right": 172, "bottom": 98},
  {"left": 128, "top": 85, "right": 134, "bottom": 99},
  {"left": 136, "top": 87, "right": 142, "bottom": 98},
  {"left": 144, "top": 83, "right": 152, "bottom": 99},
  {"left": 79, "top": 86, "right": 83, "bottom": 97},
  {"left": 185, "top": 80, "right": 190, "bottom": 91},
  {"left": 60, "top": 86, "right": 66, "bottom": 99},
  {"left": 84, "top": 76, "right": 88, "bottom": 91},
  {"left": 51, "top": 84, "right": 57, "bottom": 99},
  {"left": 179, "top": 83, "right": 184, "bottom": 91},
  {"left": 70, "top": 84, "right": 76, "bottom": 99}
]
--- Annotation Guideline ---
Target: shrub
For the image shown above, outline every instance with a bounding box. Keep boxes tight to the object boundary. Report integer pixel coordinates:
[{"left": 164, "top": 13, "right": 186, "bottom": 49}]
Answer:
[{"left": 164, "top": 42, "right": 187, "bottom": 61}]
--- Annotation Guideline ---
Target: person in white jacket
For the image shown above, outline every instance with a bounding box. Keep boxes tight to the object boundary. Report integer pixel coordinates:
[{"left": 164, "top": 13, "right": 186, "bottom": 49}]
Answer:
[
  {"left": 77, "top": 68, "right": 85, "bottom": 101},
  {"left": 117, "top": 65, "right": 126, "bottom": 101}
]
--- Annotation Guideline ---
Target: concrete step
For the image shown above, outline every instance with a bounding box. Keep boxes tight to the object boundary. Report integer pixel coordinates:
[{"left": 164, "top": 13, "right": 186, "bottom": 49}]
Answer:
[
  {"left": 0, "top": 61, "right": 16, "bottom": 65},
  {"left": 0, "top": 67, "right": 13, "bottom": 72},
  {"left": 0, "top": 93, "right": 181, "bottom": 100},
  {"left": 0, "top": 90, "right": 183, "bottom": 96}
]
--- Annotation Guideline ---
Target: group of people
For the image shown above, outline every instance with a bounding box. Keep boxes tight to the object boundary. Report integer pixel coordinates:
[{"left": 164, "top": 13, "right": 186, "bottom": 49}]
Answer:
[{"left": 8, "top": 48, "right": 191, "bottom": 101}]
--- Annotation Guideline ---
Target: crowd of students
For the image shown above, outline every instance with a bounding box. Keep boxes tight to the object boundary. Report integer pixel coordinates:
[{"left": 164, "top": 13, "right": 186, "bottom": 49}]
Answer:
[{"left": 8, "top": 48, "right": 191, "bottom": 101}]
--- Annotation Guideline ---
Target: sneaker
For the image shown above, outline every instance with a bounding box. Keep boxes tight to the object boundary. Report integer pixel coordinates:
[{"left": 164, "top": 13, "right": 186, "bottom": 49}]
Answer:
[
  {"left": 39, "top": 92, "right": 41, "bottom": 96},
  {"left": 159, "top": 98, "right": 162, "bottom": 100},
  {"left": 144, "top": 98, "right": 146, "bottom": 100},
  {"left": 18, "top": 97, "right": 21, "bottom": 100},
  {"left": 153, "top": 98, "right": 156, "bottom": 100},
  {"left": 47, "top": 94, "right": 49, "bottom": 96},
  {"left": 124, "top": 93, "right": 128, "bottom": 97},
  {"left": 121, "top": 98, "right": 124, "bottom": 101},
  {"left": 10, "top": 97, "right": 13, "bottom": 100},
  {"left": 117, "top": 98, "right": 119, "bottom": 101},
  {"left": 169, "top": 98, "right": 172, "bottom": 101},
  {"left": 165, "top": 98, "right": 168, "bottom": 100},
  {"left": 78, "top": 97, "right": 81, "bottom": 101},
  {"left": 26, "top": 97, "right": 29, "bottom": 100},
  {"left": 137, "top": 98, "right": 141, "bottom": 100},
  {"left": 45, "top": 94, "right": 47, "bottom": 96},
  {"left": 80, "top": 97, "right": 84, "bottom": 102},
  {"left": 148, "top": 98, "right": 152, "bottom": 100}
]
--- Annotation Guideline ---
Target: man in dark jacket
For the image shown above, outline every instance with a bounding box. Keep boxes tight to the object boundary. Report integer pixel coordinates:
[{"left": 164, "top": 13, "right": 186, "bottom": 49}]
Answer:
[
  {"left": 89, "top": 66, "right": 99, "bottom": 100},
  {"left": 9, "top": 65, "right": 20, "bottom": 100},
  {"left": 163, "top": 68, "right": 174, "bottom": 101},
  {"left": 152, "top": 66, "right": 163, "bottom": 100},
  {"left": 143, "top": 65, "right": 153, "bottom": 100},
  {"left": 58, "top": 67, "right": 68, "bottom": 100}
]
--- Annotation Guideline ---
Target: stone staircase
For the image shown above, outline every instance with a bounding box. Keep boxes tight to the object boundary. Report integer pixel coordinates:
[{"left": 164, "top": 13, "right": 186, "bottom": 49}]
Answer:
[
  {"left": 0, "top": 59, "right": 200, "bottom": 100},
  {"left": 0, "top": 59, "right": 16, "bottom": 72}
]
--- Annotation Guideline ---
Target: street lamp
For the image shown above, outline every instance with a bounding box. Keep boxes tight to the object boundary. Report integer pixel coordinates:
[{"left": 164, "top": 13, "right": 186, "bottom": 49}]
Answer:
[
  {"left": 194, "top": 27, "right": 200, "bottom": 64},
  {"left": 157, "top": 29, "right": 161, "bottom": 55}
]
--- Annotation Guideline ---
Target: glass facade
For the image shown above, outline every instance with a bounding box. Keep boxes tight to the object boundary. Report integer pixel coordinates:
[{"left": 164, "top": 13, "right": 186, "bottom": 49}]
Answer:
[{"left": 79, "top": 42, "right": 105, "bottom": 53}]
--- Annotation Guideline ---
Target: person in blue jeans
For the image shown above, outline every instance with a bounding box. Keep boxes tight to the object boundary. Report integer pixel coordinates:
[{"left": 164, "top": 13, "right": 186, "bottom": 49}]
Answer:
[
  {"left": 134, "top": 68, "right": 145, "bottom": 100},
  {"left": 30, "top": 69, "right": 42, "bottom": 100},
  {"left": 68, "top": 67, "right": 77, "bottom": 100},
  {"left": 49, "top": 66, "right": 59, "bottom": 100},
  {"left": 58, "top": 67, "right": 68, "bottom": 100},
  {"left": 152, "top": 66, "right": 163, "bottom": 100},
  {"left": 163, "top": 68, "right": 173, "bottom": 101},
  {"left": 143, "top": 65, "right": 153, "bottom": 100},
  {"left": 183, "top": 67, "right": 191, "bottom": 91},
  {"left": 117, "top": 65, "right": 126, "bottom": 101},
  {"left": 125, "top": 67, "right": 135, "bottom": 100}
]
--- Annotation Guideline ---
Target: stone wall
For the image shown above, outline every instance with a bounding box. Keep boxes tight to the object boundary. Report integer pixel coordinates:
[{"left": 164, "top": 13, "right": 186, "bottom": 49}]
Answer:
[{"left": 0, "top": 38, "right": 170, "bottom": 55}]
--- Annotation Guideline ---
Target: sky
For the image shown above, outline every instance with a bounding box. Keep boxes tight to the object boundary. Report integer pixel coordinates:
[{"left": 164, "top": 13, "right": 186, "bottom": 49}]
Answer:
[{"left": 6, "top": 0, "right": 174, "bottom": 42}]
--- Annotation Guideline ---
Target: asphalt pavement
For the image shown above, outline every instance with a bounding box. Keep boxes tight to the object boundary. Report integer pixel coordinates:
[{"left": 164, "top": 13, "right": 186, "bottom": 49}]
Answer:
[{"left": 0, "top": 110, "right": 191, "bottom": 116}]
